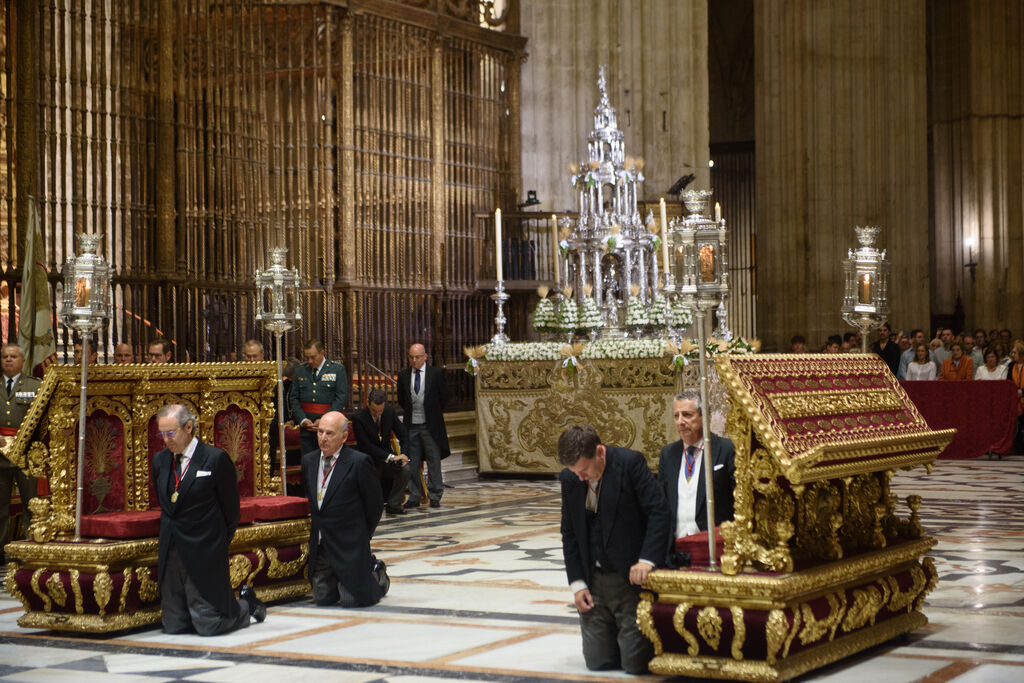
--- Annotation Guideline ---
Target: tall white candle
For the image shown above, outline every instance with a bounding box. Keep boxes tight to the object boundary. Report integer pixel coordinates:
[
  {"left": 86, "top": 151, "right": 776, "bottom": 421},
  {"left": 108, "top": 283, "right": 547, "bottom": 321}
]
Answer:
[
  {"left": 495, "top": 208, "right": 503, "bottom": 282},
  {"left": 660, "top": 198, "right": 670, "bottom": 275},
  {"left": 551, "top": 214, "right": 560, "bottom": 287},
  {"left": 715, "top": 202, "right": 722, "bottom": 223}
]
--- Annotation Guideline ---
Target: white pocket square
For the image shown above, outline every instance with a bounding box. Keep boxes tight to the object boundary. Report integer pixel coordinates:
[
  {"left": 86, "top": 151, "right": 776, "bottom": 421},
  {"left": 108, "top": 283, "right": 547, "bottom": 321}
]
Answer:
[
  {"left": 713, "top": 464, "right": 724, "bottom": 471},
  {"left": 196, "top": 470, "right": 212, "bottom": 477}
]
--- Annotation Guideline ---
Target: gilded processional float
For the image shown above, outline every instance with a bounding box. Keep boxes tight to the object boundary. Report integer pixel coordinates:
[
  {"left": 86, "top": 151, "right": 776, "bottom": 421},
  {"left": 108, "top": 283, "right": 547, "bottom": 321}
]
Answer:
[{"left": 470, "top": 69, "right": 953, "bottom": 681}]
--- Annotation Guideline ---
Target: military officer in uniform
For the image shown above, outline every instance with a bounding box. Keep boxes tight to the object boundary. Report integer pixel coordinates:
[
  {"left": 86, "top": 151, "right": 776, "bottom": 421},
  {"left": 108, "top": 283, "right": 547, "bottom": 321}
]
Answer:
[
  {"left": 289, "top": 339, "right": 349, "bottom": 457},
  {"left": 0, "top": 344, "right": 41, "bottom": 564}
]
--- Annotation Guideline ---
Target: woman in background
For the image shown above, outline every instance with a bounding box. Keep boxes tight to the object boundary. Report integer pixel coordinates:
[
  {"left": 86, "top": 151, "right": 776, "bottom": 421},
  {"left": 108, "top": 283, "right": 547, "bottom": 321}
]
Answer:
[
  {"left": 975, "top": 348, "right": 1005, "bottom": 380},
  {"left": 906, "top": 343, "right": 937, "bottom": 380}
]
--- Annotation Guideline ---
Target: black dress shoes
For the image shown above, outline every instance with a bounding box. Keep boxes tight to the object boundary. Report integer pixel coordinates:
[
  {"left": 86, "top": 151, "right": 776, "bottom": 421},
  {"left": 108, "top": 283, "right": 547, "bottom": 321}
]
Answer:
[
  {"left": 403, "top": 500, "right": 420, "bottom": 509},
  {"left": 429, "top": 500, "right": 440, "bottom": 508},
  {"left": 386, "top": 504, "right": 407, "bottom": 515},
  {"left": 240, "top": 584, "right": 266, "bottom": 623},
  {"left": 372, "top": 556, "right": 390, "bottom": 596}
]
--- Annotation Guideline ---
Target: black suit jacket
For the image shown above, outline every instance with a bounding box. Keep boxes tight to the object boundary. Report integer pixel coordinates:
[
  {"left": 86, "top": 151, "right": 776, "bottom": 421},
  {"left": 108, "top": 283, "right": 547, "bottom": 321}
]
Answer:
[
  {"left": 397, "top": 364, "right": 450, "bottom": 459},
  {"left": 657, "top": 433, "right": 736, "bottom": 544},
  {"left": 302, "top": 445, "right": 384, "bottom": 606},
  {"left": 152, "top": 440, "right": 241, "bottom": 620},
  {"left": 559, "top": 446, "right": 671, "bottom": 588},
  {"left": 351, "top": 405, "right": 408, "bottom": 474}
]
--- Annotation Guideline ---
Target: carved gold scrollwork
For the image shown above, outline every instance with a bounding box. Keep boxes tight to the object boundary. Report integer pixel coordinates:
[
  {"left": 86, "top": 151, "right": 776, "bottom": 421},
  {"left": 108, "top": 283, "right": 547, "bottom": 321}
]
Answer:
[
  {"left": 45, "top": 572, "right": 67, "bottom": 608},
  {"left": 781, "top": 606, "right": 802, "bottom": 659},
  {"left": 135, "top": 567, "right": 159, "bottom": 603},
  {"left": 27, "top": 496, "right": 57, "bottom": 543},
  {"left": 30, "top": 568, "right": 52, "bottom": 612},
  {"left": 26, "top": 441, "right": 49, "bottom": 478},
  {"left": 94, "top": 571, "right": 113, "bottom": 617},
  {"left": 70, "top": 569, "right": 84, "bottom": 614},
  {"left": 627, "top": 394, "right": 669, "bottom": 463},
  {"left": 769, "top": 389, "right": 903, "bottom": 419},
  {"left": 887, "top": 564, "right": 927, "bottom": 613},
  {"left": 765, "top": 608, "right": 787, "bottom": 665},
  {"left": 799, "top": 592, "right": 847, "bottom": 645},
  {"left": 229, "top": 554, "right": 253, "bottom": 589},
  {"left": 917, "top": 557, "right": 938, "bottom": 611},
  {"left": 636, "top": 593, "right": 662, "bottom": 655},
  {"left": 486, "top": 399, "right": 531, "bottom": 471},
  {"left": 118, "top": 568, "right": 132, "bottom": 613},
  {"left": 697, "top": 605, "right": 723, "bottom": 651},
  {"left": 266, "top": 544, "right": 308, "bottom": 579},
  {"left": 519, "top": 392, "right": 635, "bottom": 458},
  {"left": 841, "top": 586, "right": 883, "bottom": 632},
  {"left": 672, "top": 602, "right": 699, "bottom": 656},
  {"left": 250, "top": 548, "right": 267, "bottom": 585},
  {"left": 796, "top": 481, "right": 843, "bottom": 562},
  {"left": 729, "top": 606, "right": 745, "bottom": 660}
]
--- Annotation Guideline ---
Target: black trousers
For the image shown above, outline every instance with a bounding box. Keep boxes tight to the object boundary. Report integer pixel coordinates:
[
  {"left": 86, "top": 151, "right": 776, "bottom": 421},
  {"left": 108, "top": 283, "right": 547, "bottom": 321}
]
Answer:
[
  {"left": 161, "top": 545, "right": 250, "bottom": 636},
  {"left": 578, "top": 570, "right": 653, "bottom": 675}
]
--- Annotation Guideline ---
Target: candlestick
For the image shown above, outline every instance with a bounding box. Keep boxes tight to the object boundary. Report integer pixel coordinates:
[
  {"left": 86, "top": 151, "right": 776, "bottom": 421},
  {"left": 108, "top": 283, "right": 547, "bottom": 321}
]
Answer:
[
  {"left": 551, "top": 214, "right": 560, "bottom": 287},
  {"left": 495, "top": 208, "right": 503, "bottom": 282},
  {"left": 660, "top": 198, "right": 670, "bottom": 277}
]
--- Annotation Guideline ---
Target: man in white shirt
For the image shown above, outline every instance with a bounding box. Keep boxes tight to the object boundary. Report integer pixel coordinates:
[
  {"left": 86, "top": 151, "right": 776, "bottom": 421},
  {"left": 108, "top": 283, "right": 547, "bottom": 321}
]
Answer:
[{"left": 657, "top": 391, "right": 736, "bottom": 550}]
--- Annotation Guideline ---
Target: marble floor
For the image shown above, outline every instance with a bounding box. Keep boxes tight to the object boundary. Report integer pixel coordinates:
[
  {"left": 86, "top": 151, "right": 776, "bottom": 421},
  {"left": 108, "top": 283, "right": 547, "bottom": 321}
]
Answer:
[{"left": 1, "top": 457, "right": 1023, "bottom": 682}]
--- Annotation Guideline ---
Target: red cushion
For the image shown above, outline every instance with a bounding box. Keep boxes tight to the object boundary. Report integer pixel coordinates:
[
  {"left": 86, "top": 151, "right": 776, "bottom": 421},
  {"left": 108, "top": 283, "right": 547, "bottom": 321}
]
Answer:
[
  {"left": 252, "top": 495, "right": 309, "bottom": 521},
  {"left": 239, "top": 498, "right": 259, "bottom": 524},
  {"left": 81, "top": 510, "right": 161, "bottom": 539},
  {"left": 676, "top": 529, "right": 725, "bottom": 568},
  {"left": 285, "top": 426, "right": 301, "bottom": 450}
]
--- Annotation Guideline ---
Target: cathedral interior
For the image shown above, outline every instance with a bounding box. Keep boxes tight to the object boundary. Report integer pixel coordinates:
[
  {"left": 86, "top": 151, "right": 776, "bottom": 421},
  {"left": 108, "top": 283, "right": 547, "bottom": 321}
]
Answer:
[{"left": 1, "top": 1, "right": 1023, "bottom": 682}]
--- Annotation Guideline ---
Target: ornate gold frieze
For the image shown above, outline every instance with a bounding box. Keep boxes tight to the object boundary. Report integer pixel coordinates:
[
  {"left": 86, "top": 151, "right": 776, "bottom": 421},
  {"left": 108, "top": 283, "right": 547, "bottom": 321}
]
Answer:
[
  {"left": 45, "top": 572, "right": 67, "bottom": 607},
  {"left": 70, "top": 569, "right": 84, "bottom": 614},
  {"left": 135, "top": 567, "right": 159, "bottom": 603},
  {"left": 30, "top": 568, "right": 51, "bottom": 612},
  {"left": 266, "top": 543, "right": 308, "bottom": 579},
  {"left": 672, "top": 602, "right": 700, "bottom": 656},
  {"left": 94, "top": 571, "right": 112, "bottom": 616},
  {"left": 764, "top": 608, "right": 787, "bottom": 665},
  {"left": 636, "top": 592, "right": 662, "bottom": 655},
  {"left": 697, "top": 605, "right": 723, "bottom": 650},
  {"left": 229, "top": 554, "right": 253, "bottom": 590},
  {"left": 768, "top": 389, "right": 903, "bottom": 419},
  {"left": 729, "top": 606, "right": 745, "bottom": 660},
  {"left": 798, "top": 591, "right": 846, "bottom": 645},
  {"left": 118, "top": 568, "right": 133, "bottom": 613}
]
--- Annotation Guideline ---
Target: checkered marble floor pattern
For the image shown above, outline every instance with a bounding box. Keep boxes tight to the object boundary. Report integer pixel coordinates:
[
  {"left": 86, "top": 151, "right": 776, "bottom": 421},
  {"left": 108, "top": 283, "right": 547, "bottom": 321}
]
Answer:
[{"left": 2, "top": 458, "right": 1024, "bottom": 682}]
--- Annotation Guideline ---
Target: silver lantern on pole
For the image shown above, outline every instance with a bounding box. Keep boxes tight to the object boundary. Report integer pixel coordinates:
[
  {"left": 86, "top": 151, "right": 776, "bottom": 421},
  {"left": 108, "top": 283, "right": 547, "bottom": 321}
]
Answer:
[
  {"left": 669, "top": 188, "right": 729, "bottom": 569},
  {"left": 841, "top": 226, "right": 889, "bottom": 353},
  {"left": 61, "top": 232, "right": 112, "bottom": 540},
  {"left": 255, "top": 246, "right": 302, "bottom": 494}
]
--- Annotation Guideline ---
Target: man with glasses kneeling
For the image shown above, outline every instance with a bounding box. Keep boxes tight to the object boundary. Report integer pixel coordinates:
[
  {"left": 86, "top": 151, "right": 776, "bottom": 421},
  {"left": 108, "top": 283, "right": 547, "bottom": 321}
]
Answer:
[{"left": 153, "top": 403, "right": 266, "bottom": 634}]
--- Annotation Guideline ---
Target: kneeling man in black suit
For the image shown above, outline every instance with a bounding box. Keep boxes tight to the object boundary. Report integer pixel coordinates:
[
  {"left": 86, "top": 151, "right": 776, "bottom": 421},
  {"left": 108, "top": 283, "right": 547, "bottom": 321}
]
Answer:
[
  {"left": 153, "top": 404, "right": 265, "bottom": 635},
  {"left": 558, "top": 424, "right": 671, "bottom": 674},
  {"left": 351, "top": 388, "right": 412, "bottom": 516},
  {"left": 303, "top": 411, "right": 389, "bottom": 606}
]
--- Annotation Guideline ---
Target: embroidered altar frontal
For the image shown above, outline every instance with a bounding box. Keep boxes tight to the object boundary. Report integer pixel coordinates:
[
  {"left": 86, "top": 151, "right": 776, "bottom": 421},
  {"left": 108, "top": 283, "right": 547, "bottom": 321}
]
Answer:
[
  {"left": 641, "top": 354, "right": 955, "bottom": 682},
  {"left": 475, "top": 358, "right": 705, "bottom": 473}
]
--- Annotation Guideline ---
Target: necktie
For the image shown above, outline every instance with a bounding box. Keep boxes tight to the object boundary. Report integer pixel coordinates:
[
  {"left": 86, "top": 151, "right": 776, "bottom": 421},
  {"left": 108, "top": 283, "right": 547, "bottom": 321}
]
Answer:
[
  {"left": 685, "top": 445, "right": 696, "bottom": 481},
  {"left": 414, "top": 369, "right": 421, "bottom": 394},
  {"left": 6, "top": 378, "right": 12, "bottom": 398},
  {"left": 321, "top": 455, "right": 334, "bottom": 487},
  {"left": 175, "top": 453, "right": 183, "bottom": 479}
]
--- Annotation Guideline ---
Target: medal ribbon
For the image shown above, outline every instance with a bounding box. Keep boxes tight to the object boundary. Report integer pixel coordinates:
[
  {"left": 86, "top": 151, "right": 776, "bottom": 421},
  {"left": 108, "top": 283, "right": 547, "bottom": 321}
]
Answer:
[{"left": 172, "top": 453, "right": 192, "bottom": 496}]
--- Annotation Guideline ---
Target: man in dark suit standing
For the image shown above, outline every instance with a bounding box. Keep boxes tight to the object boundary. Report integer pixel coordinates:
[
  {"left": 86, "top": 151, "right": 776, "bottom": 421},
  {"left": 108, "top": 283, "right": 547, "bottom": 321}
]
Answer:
[
  {"left": 303, "top": 411, "right": 389, "bottom": 606},
  {"left": 289, "top": 339, "right": 349, "bottom": 458},
  {"left": 152, "top": 404, "right": 265, "bottom": 635},
  {"left": 558, "top": 424, "right": 671, "bottom": 674},
  {"left": 0, "top": 344, "right": 41, "bottom": 565},
  {"left": 396, "top": 343, "right": 449, "bottom": 509},
  {"left": 658, "top": 391, "right": 736, "bottom": 546},
  {"left": 351, "top": 388, "right": 412, "bottom": 516}
]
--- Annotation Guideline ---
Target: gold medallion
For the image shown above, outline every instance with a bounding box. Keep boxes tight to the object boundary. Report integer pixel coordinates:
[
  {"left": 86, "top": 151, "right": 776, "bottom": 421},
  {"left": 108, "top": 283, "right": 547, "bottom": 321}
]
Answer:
[
  {"left": 317, "top": 491, "right": 323, "bottom": 502},
  {"left": 171, "top": 491, "right": 178, "bottom": 503}
]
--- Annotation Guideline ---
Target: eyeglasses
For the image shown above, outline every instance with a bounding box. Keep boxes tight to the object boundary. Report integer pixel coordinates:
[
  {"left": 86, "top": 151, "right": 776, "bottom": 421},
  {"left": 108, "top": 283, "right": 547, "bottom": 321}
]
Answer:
[{"left": 157, "top": 428, "right": 180, "bottom": 439}]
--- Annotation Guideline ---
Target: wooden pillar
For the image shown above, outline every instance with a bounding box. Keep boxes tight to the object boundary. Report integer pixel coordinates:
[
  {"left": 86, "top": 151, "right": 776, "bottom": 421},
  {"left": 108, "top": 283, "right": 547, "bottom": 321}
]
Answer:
[
  {"left": 156, "top": 0, "right": 175, "bottom": 275},
  {"left": 930, "top": 1, "right": 1024, "bottom": 334},
  {"left": 429, "top": 37, "right": 445, "bottom": 289},
  {"left": 339, "top": 13, "right": 356, "bottom": 285},
  {"left": 14, "top": 0, "right": 39, "bottom": 264},
  {"left": 755, "top": 0, "right": 929, "bottom": 351}
]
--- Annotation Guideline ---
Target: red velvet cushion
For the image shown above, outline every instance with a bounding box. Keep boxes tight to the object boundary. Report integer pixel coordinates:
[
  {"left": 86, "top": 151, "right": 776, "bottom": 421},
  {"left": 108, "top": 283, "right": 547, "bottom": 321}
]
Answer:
[
  {"left": 81, "top": 510, "right": 161, "bottom": 539},
  {"left": 252, "top": 495, "right": 309, "bottom": 521},
  {"left": 239, "top": 498, "right": 259, "bottom": 524},
  {"left": 676, "top": 529, "right": 725, "bottom": 567},
  {"left": 285, "top": 426, "right": 301, "bottom": 449}
]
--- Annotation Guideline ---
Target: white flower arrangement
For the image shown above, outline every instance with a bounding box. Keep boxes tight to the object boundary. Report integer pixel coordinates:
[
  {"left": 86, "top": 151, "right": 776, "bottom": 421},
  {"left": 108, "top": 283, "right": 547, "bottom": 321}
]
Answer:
[
  {"left": 670, "top": 301, "right": 693, "bottom": 329},
  {"left": 557, "top": 297, "right": 579, "bottom": 331},
  {"left": 580, "top": 338, "right": 666, "bottom": 359},
  {"left": 649, "top": 296, "right": 668, "bottom": 328},
  {"left": 625, "top": 297, "right": 649, "bottom": 328},
  {"left": 532, "top": 297, "right": 557, "bottom": 333},
  {"left": 577, "top": 289, "right": 603, "bottom": 331},
  {"left": 483, "top": 342, "right": 563, "bottom": 361}
]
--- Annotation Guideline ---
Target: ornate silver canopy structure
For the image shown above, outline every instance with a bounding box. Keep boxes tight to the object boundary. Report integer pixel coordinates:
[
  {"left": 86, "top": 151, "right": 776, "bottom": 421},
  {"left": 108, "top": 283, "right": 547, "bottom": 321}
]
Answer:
[
  {"left": 841, "top": 225, "right": 890, "bottom": 353},
  {"left": 562, "top": 66, "right": 657, "bottom": 336}
]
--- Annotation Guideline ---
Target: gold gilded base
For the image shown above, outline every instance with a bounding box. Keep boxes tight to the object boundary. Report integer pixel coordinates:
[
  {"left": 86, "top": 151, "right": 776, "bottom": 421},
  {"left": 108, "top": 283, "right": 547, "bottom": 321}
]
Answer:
[
  {"left": 649, "top": 611, "right": 925, "bottom": 683},
  {"left": 641, "top": 540, "right": 938, "bottom": 682},
  {"left": 4, "top": 519, "right": 312, "bottom": 634}
]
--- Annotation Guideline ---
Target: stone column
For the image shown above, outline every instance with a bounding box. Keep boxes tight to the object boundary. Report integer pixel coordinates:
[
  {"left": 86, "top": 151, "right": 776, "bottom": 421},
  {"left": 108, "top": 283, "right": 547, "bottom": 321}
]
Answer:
[
  {"left": 755, "top": 1, "right": 929, "bottom": 351},
  {"left": 930, "top": 1, "right": 1024, "bottom": 334},
  {"left": 519, "top": 0, "right": 709, "bottom": 213}
]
